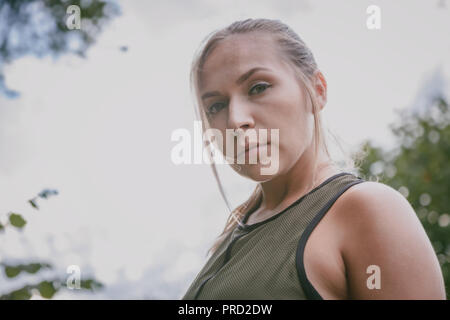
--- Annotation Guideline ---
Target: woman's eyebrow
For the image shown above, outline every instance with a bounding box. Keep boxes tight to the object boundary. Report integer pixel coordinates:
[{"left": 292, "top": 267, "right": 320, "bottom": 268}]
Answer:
[{"left": 201, "top": 67, "right": 271, "bottom": 101}]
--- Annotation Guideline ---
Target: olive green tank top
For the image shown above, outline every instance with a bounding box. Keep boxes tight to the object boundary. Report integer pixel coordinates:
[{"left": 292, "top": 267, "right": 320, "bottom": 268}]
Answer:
[{"left": 181, "top": 172, "right": 365, "bottom": 300}]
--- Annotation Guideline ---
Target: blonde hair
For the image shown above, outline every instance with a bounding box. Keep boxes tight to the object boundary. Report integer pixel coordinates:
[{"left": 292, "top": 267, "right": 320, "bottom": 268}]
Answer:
[{"left": 189, "top": 18, "right": 364, "bottom": 257}]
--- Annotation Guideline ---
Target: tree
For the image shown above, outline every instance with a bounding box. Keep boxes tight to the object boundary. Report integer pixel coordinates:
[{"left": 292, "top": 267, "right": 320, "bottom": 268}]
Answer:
[
  {"left": 0, "top": 189, "right": 104, "bottom": 299},
  {"left": 0, "top": 1, "right": 119, "bottom": 298},
  {"left": 356, "top": 90, "right": 450, "bottom": 298},
  {"left": 0, "top": 0, "right": 120, "bottom": 98}
]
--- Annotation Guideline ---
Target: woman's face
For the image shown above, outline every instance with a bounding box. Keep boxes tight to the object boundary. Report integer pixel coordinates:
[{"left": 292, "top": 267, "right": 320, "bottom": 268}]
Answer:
[{"left": 199, "top": 32, "right": 317, "bottom": 181}]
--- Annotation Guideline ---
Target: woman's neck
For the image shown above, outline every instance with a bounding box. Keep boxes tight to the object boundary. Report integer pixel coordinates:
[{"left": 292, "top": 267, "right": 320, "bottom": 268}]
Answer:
[{"left": 256, "top": 146, "right": 339, "bottom": 217}]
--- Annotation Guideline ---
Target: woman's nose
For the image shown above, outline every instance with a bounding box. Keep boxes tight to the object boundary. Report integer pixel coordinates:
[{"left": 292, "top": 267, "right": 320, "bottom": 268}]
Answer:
[{"left": 227, "top": 97, "right": 255, "bottom": 131}]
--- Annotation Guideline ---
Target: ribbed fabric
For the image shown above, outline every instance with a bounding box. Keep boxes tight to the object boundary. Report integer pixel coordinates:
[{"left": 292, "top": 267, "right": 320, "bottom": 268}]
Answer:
[{"left": 182, "top": 172, "right": 365, "bottom": 300}]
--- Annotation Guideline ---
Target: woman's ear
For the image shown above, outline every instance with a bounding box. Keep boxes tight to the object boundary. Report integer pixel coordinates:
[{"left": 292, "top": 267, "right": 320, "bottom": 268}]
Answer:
[{"left": 314, "top": 70, "right": 327, "bottom": 111}]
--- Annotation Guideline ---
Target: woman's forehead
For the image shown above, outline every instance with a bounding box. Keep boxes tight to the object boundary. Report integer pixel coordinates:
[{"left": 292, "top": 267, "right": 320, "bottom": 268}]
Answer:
[
  {"left": 203, "top": 35, "right": 278, "bottom": 71},
  {"left": 199, "top": 36, "right": 284, "bottom": 89}
]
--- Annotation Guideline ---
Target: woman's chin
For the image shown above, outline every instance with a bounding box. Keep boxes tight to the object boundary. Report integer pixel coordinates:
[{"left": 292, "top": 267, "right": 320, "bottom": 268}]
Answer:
[{"left": 231, "top": 163, "right": 278, "bottom": 182}]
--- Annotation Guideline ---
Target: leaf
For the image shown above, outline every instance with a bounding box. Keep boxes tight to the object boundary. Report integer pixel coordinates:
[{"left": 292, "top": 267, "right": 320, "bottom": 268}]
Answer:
[
  {"left": 28, "top": 199, "right": 39, "bottom": 210},
  {"left": 5, "top": 266, "right": 21, "bottom": 278},
  {"left": 80, "top": 279, "right": 104, "bottom": 291},
  {"left": 2, "top": 262, "right": 52, "bottom": 278},
  {"left": 23, "top": 263, "right": 52, "bottom": 274},
  {"left": 37, "top": 281, "right": 56, "bottom": 299},
  {"left": 38, "top": 189, "right": 59, "bottom": 199},
  {"left": 0, "top": 286, "right": 32, "bottom": 300},
  {"left": 8, "top": 213, "right": 27, "bottom": 229},
  {"left": 24, "top": 263, "right": 41, "bottom": 274}
]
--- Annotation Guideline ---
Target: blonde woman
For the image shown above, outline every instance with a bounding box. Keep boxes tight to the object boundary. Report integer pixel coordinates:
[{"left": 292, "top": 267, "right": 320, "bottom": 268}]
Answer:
[{"left": 182, "top": 18, "right": 446, "bottom": 300}]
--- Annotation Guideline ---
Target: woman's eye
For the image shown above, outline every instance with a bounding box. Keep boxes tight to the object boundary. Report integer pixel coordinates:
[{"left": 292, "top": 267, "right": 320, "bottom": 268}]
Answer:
[
  {"left": 206, "top": 83, "right": 271, "bottom": 116},
  {"left": 207, "top": 102, "right": 226, "bottom": 115},
  {"left": 249, "top": 83, "right": 271, "bottom": 95}
]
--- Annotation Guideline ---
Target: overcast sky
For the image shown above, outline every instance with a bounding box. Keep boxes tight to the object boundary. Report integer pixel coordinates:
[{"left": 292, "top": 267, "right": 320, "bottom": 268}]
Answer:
[{"left": 0, "top": 0, "right": 449, "bottom": 299}]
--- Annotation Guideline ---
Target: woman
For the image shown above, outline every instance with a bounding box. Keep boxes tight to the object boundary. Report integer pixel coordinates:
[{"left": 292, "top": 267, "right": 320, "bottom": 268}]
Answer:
[{"left": 182, "top": 18, "right": 446, "bottom": 300}]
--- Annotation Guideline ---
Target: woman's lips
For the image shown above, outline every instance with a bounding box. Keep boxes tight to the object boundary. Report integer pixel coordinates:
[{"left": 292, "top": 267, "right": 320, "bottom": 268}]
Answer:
[{"left": 236, "top": 143, "right": 270, "bottom": 159}]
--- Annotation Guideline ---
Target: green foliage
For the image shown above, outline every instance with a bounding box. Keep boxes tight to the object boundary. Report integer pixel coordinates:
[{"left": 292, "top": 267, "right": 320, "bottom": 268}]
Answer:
[
  {"left": 8, "top": 213, "right": 27, "bottom": 229},
  {"left": 80, "top": 279, "right": 104, "bottom": 290},
  {"left": 0, "top": 274, "right": 105, "bottom": 299},
  {"left": 0, "top": 189, "right": 104, "bottom": 299},
  {"left": 356, "top": 96, "right": 450, "bottom": 298},
  {"left": 1, "top": 262, "right": 52, "bottom": 278},
  {"left": 59, "top": 278, "right": 104, "bottom": 291},
  {"left": 37, "top": 280, "right": 57, "bottom": 299},
  {"left": 0, "top": 0, "right": 121, "bottom": 97},
  {"left": 0, "top": 189, "right": 59, "bottom": 232},
  {"left": 0, "top": 277, "right": 103, "bottom": 300},
  {"left": 3, "top": 286, "right": 33, "bottom": 300}
]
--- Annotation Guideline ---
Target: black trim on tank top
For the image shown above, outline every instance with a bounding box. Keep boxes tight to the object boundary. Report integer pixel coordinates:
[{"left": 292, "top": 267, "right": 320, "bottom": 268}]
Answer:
[
  {"left": 237, "top": 172, "right": 355, "bottom": 232},
  {"left": 295, "top": 179, "right": 365, "bottom": 300}
]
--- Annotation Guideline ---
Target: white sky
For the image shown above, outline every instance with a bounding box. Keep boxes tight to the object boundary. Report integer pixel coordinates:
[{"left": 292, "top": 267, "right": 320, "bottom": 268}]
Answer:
[{"left": 0, "top": 0, "right": 449, "bottom": 298}]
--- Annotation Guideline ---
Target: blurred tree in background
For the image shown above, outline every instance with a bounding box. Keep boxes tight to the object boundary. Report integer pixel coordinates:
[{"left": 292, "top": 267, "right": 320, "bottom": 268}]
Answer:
[
  {"left": 0, "top": 0, "right": 120, "bottom": 98},
  {"left": 0, "top": 0, "right": 119, "bottom": 299},
  {"left": 0, "top": 189, "right": 104, "bottom": 299},
  {"left": 356, "top": 89, "right": 450, "bottom": 298}
]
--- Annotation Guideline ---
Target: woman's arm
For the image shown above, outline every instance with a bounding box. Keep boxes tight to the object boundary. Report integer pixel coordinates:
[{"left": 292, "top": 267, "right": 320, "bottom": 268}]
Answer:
[{"left": 337, "top": 182, "right": 446, "bottom": 299}]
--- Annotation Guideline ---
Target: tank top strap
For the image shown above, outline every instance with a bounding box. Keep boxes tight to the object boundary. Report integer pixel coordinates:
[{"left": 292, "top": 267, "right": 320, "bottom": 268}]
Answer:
[{"left": 295, "top": 176, "right": 366, "bottom": 299}]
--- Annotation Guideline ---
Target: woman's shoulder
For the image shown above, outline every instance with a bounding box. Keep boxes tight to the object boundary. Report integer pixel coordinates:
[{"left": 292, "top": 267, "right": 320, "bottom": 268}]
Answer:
[
  {"left": 333, "top": 180, "right": 418, "bottom": 230},
  {"left": 340, "top": 178, "right": 401, "bottom": 200},
  {"left": 331, "top": 180, "right": 446, "bottom": 298}
]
